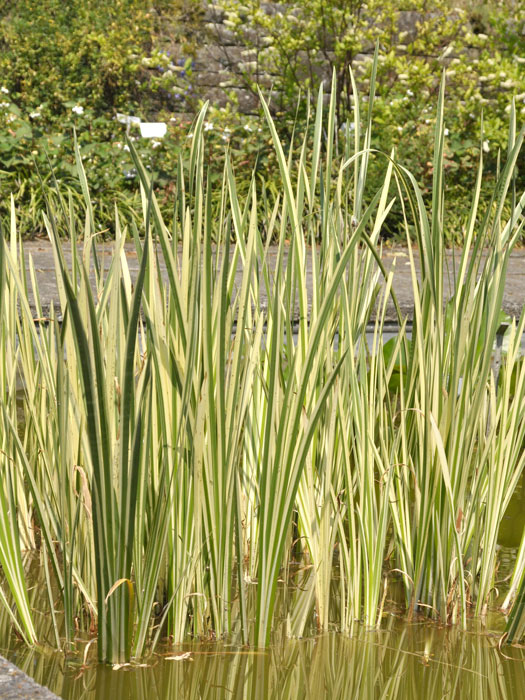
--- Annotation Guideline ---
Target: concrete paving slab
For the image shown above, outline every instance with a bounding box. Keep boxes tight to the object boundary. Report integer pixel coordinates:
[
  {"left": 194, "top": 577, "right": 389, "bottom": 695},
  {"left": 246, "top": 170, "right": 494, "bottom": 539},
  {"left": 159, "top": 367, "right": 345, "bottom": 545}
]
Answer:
[
  {"left": 0, "top": 655, "right": 61, "bottom": 699},
  {"left": 11, "top": 240, "right": 525, "bottom": 322}
]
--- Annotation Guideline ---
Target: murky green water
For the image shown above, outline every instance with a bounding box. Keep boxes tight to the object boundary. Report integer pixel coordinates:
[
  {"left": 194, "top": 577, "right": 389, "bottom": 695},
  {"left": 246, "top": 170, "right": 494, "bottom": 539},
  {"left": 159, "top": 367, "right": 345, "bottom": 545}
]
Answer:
[
  {"left": 2, "top": 616, "right": 525, "bottom": 700},
  {"left": 1, "top": 458, "right": 524, "bottom": 698}
]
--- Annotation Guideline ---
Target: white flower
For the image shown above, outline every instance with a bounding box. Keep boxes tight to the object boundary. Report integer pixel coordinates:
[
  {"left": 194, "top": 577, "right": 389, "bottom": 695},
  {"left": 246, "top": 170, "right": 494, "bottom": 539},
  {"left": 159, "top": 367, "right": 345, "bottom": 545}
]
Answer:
[
  {"left": 151, "top": 139, "right": 161, "bottom": 148},
  {"left": 0, "top": 86, "right": 9, "bottom": 94},
  {"left": 187, "top": 132, "right": 193, "bottom": 139},
  {"left": 29, "top": 111, "right": 41, "bottom": 119},
  {"left": 444, "top": 128, "right": 449, "bottom": 136},
  {"left": 204, "top": 121, "right": 214, "bottom": 131},
  {"left": 0, "top": 101, "right": 10, "bottom": 109},
  {"left": 72, "top": 105, "right": 84, "bottom": 115},
  {"left": 243, "top": 124, "right": 252, "bottom": 132},
  {"left": 406, "top": 89, "right": 414, "bottom": 97},
  {"left": 482, "top": 140, "right": 490, "bottom": 153}
]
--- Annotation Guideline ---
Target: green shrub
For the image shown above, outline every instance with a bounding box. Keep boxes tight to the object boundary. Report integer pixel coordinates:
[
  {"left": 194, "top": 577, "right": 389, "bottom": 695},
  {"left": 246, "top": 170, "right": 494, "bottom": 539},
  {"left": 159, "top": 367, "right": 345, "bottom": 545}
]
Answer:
[
  {"left": 0, "top": 0, "right": 202, "bottom": 234},
  {"left": 0, "top": 0, "right": 524, "bottom": 242},
  {"left": 214, "top": 0, "right": 525, "bottom": 241}
]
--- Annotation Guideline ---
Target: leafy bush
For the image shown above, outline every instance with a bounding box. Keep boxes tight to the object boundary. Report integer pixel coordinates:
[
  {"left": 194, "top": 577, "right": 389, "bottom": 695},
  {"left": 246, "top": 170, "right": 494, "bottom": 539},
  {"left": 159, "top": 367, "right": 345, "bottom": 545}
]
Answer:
[
  {"left": 0, "top": 0, "right": 202, "bottom": 234},
  {"left": 0, "top": 0, "right": 524, "bottom": 242},
  {"left": 214, "top": 0, "right": 525, "bottom": 241}
]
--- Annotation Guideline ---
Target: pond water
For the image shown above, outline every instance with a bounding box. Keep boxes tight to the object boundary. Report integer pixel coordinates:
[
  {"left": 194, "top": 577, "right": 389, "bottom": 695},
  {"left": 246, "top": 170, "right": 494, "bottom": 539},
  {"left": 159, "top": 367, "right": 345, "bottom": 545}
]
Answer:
[
  {"left": 2, "top": 615, "right": 525, "bottom": 700},
  {"left": 4, "top": 325, "right": 524, "bottom": 697},
  {"left": 0, "top": 499, "right": 524, "bottom": 698}
]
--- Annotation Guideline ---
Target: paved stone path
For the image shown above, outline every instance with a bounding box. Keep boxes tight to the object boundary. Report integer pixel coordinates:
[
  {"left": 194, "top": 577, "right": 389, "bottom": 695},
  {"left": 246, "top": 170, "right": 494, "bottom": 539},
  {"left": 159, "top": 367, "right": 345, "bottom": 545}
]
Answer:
[
  {"left": 0, "top": 655, "right": 61, "bottom": 699},
  {"left": 14, "top": 241, "right": 525, "bottom": 322}
]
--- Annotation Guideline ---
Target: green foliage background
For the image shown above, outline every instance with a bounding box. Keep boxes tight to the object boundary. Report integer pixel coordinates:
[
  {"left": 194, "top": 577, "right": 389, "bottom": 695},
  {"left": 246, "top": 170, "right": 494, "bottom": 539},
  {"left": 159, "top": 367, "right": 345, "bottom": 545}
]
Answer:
[
  {"left": 0, "top": 0, "right": 202, "bottom": 232},
  {"left": 216, "top": 0, "right": 525, "bottom": 240},
  {"left": 0, "top": 0, "right": 523, "bottom": 240}
]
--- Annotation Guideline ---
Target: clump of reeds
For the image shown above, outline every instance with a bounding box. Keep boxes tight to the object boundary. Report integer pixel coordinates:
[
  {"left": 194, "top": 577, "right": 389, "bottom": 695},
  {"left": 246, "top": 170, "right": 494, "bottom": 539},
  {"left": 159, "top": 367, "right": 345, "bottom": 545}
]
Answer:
[{"left": 0, "top": 67, "right": 524, "bottom": 663}]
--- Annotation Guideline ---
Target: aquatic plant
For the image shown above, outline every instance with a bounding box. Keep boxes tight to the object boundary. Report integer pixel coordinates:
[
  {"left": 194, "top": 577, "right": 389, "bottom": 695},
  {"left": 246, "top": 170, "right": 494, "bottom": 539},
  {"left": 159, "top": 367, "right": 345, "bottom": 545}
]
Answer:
[{"left": 0, "top": 68, "right": 524, "bottom": 663}]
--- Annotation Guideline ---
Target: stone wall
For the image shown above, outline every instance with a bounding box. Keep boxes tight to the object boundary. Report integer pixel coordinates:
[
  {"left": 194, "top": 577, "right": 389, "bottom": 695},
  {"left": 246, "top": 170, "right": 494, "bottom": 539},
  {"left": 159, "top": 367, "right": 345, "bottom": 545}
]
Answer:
[
  {"left": 189, "top": 2, "right": 280, "bottom": 113},
  {"left": 170, "top": 2, "right": 484, "bottom": 116}
]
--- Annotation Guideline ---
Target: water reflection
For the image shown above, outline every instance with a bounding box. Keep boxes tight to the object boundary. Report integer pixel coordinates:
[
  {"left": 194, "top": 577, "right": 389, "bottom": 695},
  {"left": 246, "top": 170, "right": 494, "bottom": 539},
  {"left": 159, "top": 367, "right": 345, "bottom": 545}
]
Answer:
[{"left": 3, "top": 618, "right": 525, "bottom": 700}]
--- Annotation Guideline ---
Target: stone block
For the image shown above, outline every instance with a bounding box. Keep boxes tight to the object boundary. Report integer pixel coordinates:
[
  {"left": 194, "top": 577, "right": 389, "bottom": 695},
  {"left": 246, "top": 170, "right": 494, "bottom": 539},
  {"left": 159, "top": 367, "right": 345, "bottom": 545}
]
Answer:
[{"left": 204, "top": 85, "right": 260, "bottom": 112}]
